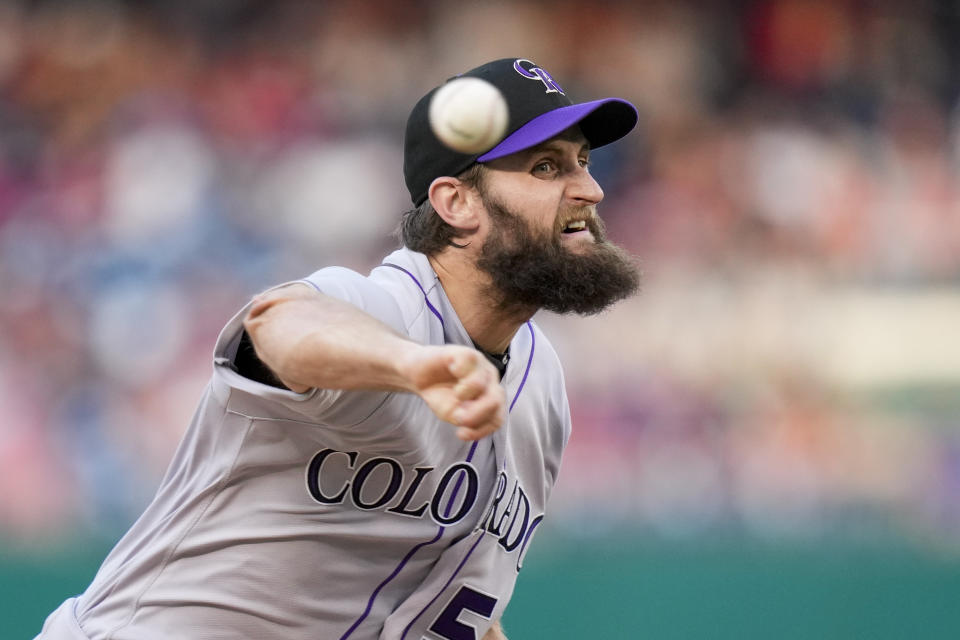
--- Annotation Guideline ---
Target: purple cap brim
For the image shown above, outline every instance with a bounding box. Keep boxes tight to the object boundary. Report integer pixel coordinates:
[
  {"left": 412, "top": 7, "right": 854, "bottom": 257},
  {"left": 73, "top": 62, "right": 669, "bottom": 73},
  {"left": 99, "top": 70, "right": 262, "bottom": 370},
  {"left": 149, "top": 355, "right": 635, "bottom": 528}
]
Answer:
[{"left": 477, "top": 98, "right": 638, "bottom": 162}]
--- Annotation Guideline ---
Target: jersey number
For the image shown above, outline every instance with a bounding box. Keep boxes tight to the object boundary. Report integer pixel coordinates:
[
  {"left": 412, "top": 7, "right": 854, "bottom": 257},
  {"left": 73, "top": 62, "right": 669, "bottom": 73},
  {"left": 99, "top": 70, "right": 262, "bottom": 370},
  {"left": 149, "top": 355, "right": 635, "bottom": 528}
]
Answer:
[{"left": 428, "top": 585, "right": 498, "bottom": 640}]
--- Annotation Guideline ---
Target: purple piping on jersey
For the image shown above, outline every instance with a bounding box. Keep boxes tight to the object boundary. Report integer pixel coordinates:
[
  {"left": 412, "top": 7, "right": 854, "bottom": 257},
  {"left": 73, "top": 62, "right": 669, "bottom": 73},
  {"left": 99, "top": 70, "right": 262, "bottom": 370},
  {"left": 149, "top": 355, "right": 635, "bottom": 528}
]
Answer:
[
  {"left": 339, "top": 261, "right": 454, "bottom": 640},
  {"left": 377, "top": 262, "right": 479, "bottom": 519},
  {"left": 337, "top": 527, "right": 444, "bottom": 640},
  {"left": 398, "top": 322, "right": 536, "bottom": 639},
  {"left": 444, "top": 440, "right": 480, "bottom": 518},
  {"left": 510, "top": 322, "right": 535, "bottom": 413},
  {"left": 338, "top": 440, "right": 480, "bottom": 639},
  {"left": 339, "top": 273, "right": 536, "bottom": 639},
  {"left": 380, "top": 262, "right": 444, "bottom": 327},
  {"left": 297, "top": 278, "right": 321, "bottom": 291},
  {"left": 399, "top": 531, "right": 487, "bottom": 639}
]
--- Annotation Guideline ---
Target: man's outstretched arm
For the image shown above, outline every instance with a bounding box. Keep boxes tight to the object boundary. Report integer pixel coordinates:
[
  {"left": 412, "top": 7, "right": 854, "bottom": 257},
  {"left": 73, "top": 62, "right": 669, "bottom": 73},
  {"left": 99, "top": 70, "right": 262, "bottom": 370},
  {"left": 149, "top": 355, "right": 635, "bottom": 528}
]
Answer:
[{"left": 243, "top": 284, "right": 505, "bottom": 441}]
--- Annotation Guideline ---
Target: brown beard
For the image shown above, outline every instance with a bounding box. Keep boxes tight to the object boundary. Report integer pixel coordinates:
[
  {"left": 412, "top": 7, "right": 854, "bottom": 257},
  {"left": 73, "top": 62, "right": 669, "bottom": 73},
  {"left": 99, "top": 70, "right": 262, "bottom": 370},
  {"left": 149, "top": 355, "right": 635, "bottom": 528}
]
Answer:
[{"left": 475, "top": 194, "right": 641, "bottom": 315}]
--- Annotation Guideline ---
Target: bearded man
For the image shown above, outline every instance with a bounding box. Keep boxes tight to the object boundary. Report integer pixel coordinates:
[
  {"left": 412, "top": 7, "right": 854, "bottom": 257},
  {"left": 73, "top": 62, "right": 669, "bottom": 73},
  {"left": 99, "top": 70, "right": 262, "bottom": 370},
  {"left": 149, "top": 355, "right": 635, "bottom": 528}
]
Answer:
[{"left": 36, "top": 58, "right": 639, "bottom": 640}]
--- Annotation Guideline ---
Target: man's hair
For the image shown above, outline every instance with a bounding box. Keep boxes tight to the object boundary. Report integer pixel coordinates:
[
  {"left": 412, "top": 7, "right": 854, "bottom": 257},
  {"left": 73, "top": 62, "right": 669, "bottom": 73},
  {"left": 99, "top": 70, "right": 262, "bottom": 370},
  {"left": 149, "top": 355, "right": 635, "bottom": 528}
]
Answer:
[{"left": 398, "top": 163, "right": 486, "bottom": 255}]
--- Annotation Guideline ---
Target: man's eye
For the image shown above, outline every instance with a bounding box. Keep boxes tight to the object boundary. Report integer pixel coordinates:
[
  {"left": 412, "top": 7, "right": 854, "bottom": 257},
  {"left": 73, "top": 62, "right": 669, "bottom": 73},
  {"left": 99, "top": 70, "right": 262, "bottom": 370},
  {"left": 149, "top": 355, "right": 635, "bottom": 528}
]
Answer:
[
  {"left": 579, "top": 157, "right": 590, "bottom": 169},
  {"left": 533, "top": 161, "right": 556, "bottom": 174}
]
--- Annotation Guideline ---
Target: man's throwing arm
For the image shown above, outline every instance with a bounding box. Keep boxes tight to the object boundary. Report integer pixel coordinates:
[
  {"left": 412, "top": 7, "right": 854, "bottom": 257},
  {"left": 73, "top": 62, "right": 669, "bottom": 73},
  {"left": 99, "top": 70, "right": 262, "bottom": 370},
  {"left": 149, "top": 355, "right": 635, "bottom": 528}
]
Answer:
[{"left": 243, "top": 284, "right": 506, "bottom": 441}]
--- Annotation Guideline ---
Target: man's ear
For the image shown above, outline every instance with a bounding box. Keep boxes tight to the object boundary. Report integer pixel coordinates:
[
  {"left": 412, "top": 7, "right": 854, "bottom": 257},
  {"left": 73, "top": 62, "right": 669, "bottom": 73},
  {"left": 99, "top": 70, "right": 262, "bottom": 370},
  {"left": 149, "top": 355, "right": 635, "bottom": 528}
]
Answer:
[{"left": 427, "top": 176, "right": 481, "bottom": 234}]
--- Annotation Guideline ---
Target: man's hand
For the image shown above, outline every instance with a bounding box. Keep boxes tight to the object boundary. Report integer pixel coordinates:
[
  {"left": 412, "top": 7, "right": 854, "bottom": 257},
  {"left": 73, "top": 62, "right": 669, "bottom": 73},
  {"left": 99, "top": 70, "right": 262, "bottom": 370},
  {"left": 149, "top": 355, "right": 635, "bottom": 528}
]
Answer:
[
  {"left": 399, "top": 345, "right": 506, "bottom": 441},
  {"left": 482, "top": 620, "right": 508, "bottom": 640}
]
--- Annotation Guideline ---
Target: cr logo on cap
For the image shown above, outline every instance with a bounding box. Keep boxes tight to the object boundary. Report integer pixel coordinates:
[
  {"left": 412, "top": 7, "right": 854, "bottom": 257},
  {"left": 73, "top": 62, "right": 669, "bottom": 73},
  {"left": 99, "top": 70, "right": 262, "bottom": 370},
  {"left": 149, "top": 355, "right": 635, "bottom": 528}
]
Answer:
[{"left": 513, "top": 59, "right": 565, "bottom": 95}]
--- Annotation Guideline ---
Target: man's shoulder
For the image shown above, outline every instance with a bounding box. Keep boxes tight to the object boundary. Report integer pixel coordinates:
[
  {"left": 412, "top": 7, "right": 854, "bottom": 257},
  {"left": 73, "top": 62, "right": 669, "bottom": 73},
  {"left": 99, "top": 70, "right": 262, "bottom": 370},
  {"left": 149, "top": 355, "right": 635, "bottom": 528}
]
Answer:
[
  {"left": 524, "top": 320, "right": 561, "bottom": 360},
  {"left": 370, "top": 248, "right": 436, "bottom": 291},
  {"left": 370, "top": 249, "right": 447, "bottom": 332},
  {"left": 302, "top": 250, "right": 431, "bottom": 304},
  {"left": 515, "top": 320, "right": 567, "bottom": 388},
  {"left": 297, "top": 264, "right": 372, "bottom": 297}
]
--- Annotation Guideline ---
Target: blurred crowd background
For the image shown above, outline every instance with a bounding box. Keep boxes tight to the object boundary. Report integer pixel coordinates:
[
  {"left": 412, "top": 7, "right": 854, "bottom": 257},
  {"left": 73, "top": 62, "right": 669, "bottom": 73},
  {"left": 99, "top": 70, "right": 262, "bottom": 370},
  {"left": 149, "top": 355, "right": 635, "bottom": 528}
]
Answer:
[{"left": 2, "top": 0, "right": 960, "bottom": 592}]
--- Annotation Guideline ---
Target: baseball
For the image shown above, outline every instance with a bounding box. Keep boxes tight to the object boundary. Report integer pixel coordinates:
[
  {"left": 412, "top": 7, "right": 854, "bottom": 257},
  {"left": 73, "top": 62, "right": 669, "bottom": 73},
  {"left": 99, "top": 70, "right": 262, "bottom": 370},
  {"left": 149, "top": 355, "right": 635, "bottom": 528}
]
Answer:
[{"left": 429, "top": 77, "right": 509, "bottom": 154}]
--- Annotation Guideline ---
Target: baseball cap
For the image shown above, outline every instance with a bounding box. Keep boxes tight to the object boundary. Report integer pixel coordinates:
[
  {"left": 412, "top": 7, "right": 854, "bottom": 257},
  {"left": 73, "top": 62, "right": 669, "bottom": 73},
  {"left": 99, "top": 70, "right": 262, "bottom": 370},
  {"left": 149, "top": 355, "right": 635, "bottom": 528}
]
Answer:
[{"left": 404, "top": 58, "right": 639, "bottom": 206}]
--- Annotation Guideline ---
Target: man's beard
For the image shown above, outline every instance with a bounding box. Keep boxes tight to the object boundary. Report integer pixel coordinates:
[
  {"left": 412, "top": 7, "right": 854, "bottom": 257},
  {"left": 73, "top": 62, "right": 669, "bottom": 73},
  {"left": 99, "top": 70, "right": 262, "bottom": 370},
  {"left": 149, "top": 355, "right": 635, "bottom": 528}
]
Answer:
[{"left": 475, "top": 195, "right": 640, "bottom": 315}]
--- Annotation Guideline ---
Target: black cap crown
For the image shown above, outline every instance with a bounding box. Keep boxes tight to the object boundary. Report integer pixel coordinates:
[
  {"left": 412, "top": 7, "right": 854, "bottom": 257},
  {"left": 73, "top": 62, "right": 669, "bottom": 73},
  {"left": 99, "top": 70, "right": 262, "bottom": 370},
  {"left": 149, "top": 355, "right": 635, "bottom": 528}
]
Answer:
[{"left": 403, "top": 58, "right": 638, "bottom": 206}]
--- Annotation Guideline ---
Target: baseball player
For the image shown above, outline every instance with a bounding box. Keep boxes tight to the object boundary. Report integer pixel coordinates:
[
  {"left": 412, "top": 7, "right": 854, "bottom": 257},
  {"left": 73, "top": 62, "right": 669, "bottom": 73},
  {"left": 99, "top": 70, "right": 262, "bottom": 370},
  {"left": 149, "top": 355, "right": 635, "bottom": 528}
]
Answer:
[{"left": 35, "top": 58, "right": 639, "bottom": 640}]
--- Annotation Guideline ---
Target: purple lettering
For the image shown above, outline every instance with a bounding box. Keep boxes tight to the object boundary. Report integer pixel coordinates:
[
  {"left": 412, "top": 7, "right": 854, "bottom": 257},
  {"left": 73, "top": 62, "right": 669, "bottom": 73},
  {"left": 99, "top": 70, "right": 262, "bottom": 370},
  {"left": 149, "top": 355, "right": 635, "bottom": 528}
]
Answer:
[
  {"left": 431, "top": 463, "right": 479, "bottom": 525},
  {"left": 512, "top": 58, "right": 564, "bottom": 94},
  {"left": 490, "top": 480, "right": 518, "bottom": 536},
  {"left": 498, "top": 485, "right": 530, "bottom": 552},
  {"left": 306, "top": 448, "right": 357, "bottom": 504},
  {"left": 516, "top": 514, "right": 544, "bottom": 572},
  {"left": 386, "top": 466, "right": 433, "bottom": 518},
  {"left": 352, "top": 457, "right": 403, "bottom": 510}
]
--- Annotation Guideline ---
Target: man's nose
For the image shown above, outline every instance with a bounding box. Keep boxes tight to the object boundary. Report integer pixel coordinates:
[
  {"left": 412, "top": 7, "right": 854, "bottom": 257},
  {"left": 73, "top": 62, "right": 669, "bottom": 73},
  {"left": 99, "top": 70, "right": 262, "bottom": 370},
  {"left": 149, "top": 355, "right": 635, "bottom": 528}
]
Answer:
[{"left": 568, "top": 167, "right": 604, "bottom": 205}]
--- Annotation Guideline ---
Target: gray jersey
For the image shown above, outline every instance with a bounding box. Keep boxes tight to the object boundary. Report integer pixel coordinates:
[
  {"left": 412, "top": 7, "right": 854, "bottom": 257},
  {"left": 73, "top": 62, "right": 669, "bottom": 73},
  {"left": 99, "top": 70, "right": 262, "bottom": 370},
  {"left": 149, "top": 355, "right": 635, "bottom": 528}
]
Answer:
[{"left": 37, "top": 248, "right": 571, "bottom": 640}]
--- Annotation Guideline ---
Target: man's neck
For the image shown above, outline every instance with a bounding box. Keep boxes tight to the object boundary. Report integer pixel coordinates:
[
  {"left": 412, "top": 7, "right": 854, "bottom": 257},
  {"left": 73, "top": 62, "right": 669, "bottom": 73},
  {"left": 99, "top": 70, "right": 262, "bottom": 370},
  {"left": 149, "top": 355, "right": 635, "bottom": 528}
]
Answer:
[{"left": 427, "top": 251, "right": 533, "bottom": 354}]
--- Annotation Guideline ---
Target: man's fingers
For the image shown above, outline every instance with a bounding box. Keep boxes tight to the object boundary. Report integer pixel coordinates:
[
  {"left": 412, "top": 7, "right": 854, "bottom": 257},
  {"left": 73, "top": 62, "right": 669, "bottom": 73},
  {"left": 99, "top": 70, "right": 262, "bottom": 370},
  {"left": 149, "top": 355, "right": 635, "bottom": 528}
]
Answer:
[
  {"left": 449, "top": 385, "right": 506, "bottom": 441},
  {"left": 453, "top": 367, "right": 490, "bottom": 401},
  {"left": 447, "top": 349, "right": 480, "bottom": 379},
  {"left": 416, "top": 346, "right": 506, "bottom": 441},
  {"left": 455, "top": 413, "right": 501, "bottom": 441},
  {"left": 456, "top": 423, "right": 498, "bottom": 441}
]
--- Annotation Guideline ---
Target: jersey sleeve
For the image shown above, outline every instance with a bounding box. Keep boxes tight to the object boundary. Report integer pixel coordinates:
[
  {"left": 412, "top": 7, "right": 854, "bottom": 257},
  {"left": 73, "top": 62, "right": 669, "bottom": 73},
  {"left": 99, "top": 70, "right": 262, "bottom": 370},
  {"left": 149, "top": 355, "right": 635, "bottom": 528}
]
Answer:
[
  {"left": 210, "top": 266, "right": 411, "bottom": 427},
  {"left": 296, "top": 267, "right": 410, "bottom": 332}
]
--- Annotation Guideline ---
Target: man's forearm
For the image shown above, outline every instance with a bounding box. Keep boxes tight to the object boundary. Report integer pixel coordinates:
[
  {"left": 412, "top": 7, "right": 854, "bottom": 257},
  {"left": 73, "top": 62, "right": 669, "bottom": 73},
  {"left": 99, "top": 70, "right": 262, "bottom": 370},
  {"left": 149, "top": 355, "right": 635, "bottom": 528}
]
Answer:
[
  {"left": 244, "top": 284, "right": 506, "bottom": 441},
  {"left": 243, "top": 285, "right": 419, "bottom": 393}
]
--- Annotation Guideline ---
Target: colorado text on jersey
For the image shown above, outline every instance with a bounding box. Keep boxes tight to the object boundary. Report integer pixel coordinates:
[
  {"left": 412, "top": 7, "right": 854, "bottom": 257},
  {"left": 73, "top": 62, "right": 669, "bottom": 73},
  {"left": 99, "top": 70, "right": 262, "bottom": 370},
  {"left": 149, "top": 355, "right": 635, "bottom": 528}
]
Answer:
[{"left": 305, "top": 449, "right": 543, "bottom": 572}]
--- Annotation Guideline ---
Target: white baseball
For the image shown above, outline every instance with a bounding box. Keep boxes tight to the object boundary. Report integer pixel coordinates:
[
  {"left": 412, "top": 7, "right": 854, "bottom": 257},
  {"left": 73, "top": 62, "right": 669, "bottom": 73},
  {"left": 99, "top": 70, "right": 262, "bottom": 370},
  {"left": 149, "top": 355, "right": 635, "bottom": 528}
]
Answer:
[{"left": 429, "top": 77, "right": 509, "bottom": 154}]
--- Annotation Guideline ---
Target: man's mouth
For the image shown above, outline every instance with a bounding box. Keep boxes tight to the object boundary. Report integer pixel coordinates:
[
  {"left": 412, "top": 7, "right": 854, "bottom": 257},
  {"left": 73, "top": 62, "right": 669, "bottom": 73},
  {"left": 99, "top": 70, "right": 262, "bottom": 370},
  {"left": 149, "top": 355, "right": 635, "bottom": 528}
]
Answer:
[
  {"left": 562, "top": 220, "right": 588, "bottom": 234},
  {"left": 559, "top": 219, "right": 596, "bottom": 249}
]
